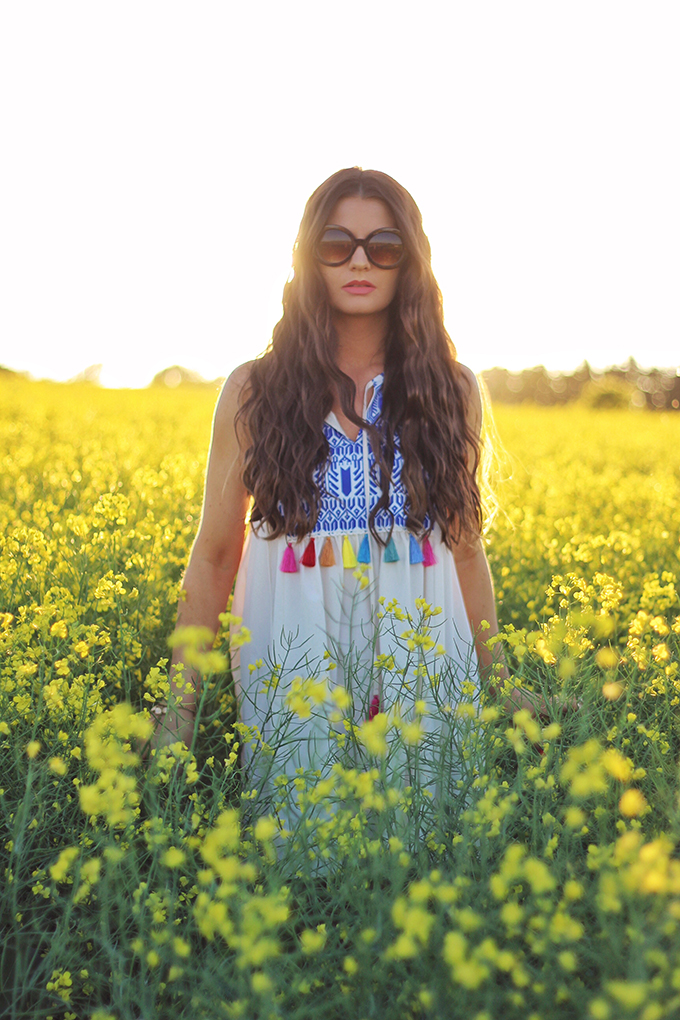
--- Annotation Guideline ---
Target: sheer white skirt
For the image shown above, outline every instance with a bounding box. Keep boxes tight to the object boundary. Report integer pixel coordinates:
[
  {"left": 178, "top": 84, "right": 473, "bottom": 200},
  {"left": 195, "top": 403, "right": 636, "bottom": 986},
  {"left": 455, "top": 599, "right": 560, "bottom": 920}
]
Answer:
[{"left": 231, "top": 524, "right": 480, "bottom": 792}]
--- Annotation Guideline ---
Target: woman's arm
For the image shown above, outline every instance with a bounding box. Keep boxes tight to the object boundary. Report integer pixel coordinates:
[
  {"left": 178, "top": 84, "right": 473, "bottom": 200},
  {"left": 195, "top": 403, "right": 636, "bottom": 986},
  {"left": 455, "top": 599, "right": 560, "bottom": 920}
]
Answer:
[
  {"left": 452, "top": 366, "right": 549, "bottom": 717},
  {"left": 452, "top": 535, "right": 504, "bottom": 686},
  {"left": 149, "top": 363, "right": 253, "bottom": 748}
]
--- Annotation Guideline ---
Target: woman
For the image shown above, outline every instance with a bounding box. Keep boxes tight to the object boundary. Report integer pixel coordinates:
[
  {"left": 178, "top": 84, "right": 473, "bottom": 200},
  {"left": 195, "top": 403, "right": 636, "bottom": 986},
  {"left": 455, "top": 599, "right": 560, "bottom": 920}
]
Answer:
[{"left": 153, "top": 167, "right": 538, "bottom": 765}]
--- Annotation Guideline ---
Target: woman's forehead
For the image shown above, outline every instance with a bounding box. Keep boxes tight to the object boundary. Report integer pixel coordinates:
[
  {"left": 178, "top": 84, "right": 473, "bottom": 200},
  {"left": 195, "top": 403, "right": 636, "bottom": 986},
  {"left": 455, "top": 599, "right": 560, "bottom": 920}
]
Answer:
[{"left": 326, "top": 195, "right": 396, "bottom": 232}]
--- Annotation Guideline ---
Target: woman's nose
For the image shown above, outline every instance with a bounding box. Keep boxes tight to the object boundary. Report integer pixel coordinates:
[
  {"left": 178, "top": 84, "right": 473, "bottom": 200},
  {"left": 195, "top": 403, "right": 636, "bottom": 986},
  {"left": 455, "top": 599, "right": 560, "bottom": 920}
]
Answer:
[{"left": 349, "top": 244, "right": 370, "bottom": 269}]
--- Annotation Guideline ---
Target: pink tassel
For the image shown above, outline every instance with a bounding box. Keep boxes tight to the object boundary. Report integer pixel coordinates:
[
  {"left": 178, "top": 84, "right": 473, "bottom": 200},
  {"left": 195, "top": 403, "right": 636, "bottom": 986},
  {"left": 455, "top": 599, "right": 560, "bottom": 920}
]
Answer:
[
  {"left": 368, "top": 694, "right": 381, "bottom": 720},
  {"left": 280, "top": 544, "right": 298, "bottom": 573},
  {"left": 422, "top": 535, "right": 438, "bottom": 567}
]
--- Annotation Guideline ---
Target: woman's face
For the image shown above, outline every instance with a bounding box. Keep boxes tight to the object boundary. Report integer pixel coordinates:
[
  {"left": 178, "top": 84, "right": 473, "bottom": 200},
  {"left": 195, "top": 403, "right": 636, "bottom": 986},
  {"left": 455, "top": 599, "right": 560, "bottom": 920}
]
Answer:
[{"left": 318, "top": 196, "right": 401, "bottom": 317}]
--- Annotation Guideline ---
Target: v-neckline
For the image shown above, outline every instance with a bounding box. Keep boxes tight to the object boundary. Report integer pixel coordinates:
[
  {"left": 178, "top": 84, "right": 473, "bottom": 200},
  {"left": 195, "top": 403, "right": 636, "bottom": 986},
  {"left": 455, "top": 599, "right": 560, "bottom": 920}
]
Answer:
[{"left": 325, "top": 374, "right": 383, "bottom": 442}]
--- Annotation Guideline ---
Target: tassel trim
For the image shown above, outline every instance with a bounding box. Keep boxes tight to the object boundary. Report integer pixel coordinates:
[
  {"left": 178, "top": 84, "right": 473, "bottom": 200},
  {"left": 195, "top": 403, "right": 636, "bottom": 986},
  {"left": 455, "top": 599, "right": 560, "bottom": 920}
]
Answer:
[
  {"left": 409, "top": 533, "right": 424, "bottom": 564},
  {"left": 280, "top": 533, "right": 435, "bottom": 570},
  {"left": 383, "top": 536, "right": 399, "bottom": 562},
  {"left": 319, "top": 536, "right": 336, "bottom": 566},
  {"left": 280, "top": 543, "right": 298, "bottom": 573},
  {"left": 357, "top": 534, "right": 371, "bottom": 564},
  {"left": 422, "top": 535, "right": 437, "bottom": 567},
  {"left": 342, "top": 535, "right": 358, "bottom": 569},
  {"left": 300, "top": 537, "right": 316, "bottom": 567}
]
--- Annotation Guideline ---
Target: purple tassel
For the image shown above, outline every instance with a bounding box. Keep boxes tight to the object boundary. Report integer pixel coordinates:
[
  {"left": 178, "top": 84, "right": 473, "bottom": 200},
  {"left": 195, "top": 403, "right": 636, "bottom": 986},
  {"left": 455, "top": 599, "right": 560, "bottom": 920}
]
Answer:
[{"left": 280, "top": 544, "right": 298, "bottom": 573}]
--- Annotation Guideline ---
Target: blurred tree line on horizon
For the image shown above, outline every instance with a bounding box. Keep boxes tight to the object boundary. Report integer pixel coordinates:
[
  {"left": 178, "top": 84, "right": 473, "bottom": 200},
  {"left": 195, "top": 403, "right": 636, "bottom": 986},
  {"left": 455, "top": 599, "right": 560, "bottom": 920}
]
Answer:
[
  {"left": 481, "top": 358, "right": 680, "bottom": 411},
  {"left": 2, "top": 358, "right": 679, "bottom": 410}
]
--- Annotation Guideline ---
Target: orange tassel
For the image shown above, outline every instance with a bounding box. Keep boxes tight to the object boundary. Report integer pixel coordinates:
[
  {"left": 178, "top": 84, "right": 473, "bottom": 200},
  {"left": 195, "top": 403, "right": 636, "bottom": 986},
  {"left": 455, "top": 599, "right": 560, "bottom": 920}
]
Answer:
[{"left": 319, "top": 536, "right": 336, "bottom": 566}]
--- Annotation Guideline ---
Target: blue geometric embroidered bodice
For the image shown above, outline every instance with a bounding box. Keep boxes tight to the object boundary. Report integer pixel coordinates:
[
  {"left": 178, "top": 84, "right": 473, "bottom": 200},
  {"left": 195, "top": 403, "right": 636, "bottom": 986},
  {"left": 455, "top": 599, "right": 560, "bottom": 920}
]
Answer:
[{"left": 311, "top": 373, "right": 411, "bottom": 535}]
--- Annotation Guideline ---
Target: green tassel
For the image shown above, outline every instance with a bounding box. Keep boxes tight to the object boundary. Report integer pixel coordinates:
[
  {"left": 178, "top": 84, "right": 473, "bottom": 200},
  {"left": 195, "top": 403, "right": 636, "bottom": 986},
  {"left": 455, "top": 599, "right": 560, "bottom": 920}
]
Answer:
[{"left": 383, "top": 536, "right": 399, "bottom": 562}]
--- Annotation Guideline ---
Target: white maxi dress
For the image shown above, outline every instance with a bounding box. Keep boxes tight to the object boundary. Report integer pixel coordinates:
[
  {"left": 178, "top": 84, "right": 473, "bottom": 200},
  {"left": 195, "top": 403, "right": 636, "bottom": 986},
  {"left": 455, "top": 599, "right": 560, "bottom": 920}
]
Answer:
[{"left": 231, "top": 374, "right": 480, "bottom": 797}]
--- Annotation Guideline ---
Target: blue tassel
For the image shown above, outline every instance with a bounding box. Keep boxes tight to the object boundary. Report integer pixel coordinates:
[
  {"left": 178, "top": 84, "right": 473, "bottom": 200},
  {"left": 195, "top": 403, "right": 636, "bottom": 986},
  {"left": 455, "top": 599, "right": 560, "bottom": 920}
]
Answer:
[
  {"left": 409, "top": 534, "right": 424, "bottom": 564},
  {"left": 383, "top": 536, "right": 399, "bottom": 562},
  {"left": 357, "top": 534, "right": 371, "bottom": 564}
]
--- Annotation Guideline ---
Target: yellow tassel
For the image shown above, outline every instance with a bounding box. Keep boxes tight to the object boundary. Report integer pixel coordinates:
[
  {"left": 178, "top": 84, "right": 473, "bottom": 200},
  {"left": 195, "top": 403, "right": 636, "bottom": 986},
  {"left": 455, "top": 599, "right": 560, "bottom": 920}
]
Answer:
[
  {"left": 319, "top": 536, "right": 336, "bottom": 567},
  {"left": 342, "top": 535, "right": 358, "bottom": 569}
]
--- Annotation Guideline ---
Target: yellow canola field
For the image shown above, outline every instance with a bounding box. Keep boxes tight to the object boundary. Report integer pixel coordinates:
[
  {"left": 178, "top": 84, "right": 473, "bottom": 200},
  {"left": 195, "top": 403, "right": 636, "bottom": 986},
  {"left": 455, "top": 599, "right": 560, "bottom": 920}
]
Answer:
[{"left": 2, "top": 376, "right": 680, "bottom": 1020}]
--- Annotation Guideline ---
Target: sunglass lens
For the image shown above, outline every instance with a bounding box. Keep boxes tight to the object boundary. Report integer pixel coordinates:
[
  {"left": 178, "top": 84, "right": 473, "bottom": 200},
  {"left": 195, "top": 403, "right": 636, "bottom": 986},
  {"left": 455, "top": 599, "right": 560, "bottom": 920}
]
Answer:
[
  {"left": 367, "top": 231, "right": 403, "bottom": 267},
  {"left": 317, "top": 228, "right": 353, "bottom": 265}
]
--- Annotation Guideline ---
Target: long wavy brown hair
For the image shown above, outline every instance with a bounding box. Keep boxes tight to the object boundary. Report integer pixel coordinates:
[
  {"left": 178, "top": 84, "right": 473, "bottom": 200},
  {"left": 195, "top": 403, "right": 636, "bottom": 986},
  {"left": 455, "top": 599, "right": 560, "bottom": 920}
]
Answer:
[{"left": 236, "top": 167, "right": 482, "bottom": 549}]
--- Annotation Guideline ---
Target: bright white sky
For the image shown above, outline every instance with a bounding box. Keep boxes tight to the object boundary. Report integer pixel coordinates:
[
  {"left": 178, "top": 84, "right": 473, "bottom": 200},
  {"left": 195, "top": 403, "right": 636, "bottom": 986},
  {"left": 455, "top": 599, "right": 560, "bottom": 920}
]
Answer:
[{"left": 1, "top": 1, "right": 678, "bottom": 388}]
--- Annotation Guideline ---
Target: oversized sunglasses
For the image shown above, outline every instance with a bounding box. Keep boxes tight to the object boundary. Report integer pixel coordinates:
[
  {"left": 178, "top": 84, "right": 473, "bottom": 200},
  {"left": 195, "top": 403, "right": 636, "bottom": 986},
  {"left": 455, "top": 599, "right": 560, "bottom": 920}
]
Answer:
[{"left": 316, "top": 226, "right": 404, "bottom": 268}]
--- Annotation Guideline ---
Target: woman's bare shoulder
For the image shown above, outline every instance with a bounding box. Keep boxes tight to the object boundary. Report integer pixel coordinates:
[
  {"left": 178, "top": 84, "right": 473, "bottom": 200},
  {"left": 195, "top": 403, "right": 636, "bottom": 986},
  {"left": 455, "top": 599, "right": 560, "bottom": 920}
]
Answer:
[
  {"left": 455, "top": 362, "right": 482, "bottom": 433},
  {"left": 214, "top": 361, "right": 255, "bottom": 418},
  {"left": 223, "top": 360, "right": 256, "bottom": 396},
  {"left": 455, "top": 361, "right": 479, "bottom": 391},
  {"left": 205, "top": 363, "right": 256, "bottom": 451}
]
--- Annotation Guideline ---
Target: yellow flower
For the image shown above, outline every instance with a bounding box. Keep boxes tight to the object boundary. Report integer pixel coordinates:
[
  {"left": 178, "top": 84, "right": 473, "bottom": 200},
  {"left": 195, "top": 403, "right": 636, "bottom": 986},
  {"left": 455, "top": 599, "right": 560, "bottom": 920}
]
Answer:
[
  {"left": 523, "top": 858, "right": 556, "bottom": 895},
  {"left": 230, "top": 625, "right": 252, "bottom": 649},
  {"left": 343, "top": 956, "right": 358, "bottom": 975},
  {"left": 558, "top": 951, "right": 577, "bottom": 971},
  {"left": 49, "top": 847, "right": 79, "bottom": 882},
  {"left": 500, "top": 902, "right": 523, "bottom": 927},
  {"left": 358, "top": 713, "right": 389, "bottom": 756},
  {"left": 605, "top": 981, "right": 648, "bottom": 1010},
  {"left": 251, "top": 972, "right": 272, "bottom": 994},
  {"left": 480, "top": 706, "right": 500, "bottom": 723},
  {"left": 254, "top": 816, "right": 278, "bottom": 842},
  {"left": 17, "top": 663, "right": 38, "bottom": 679},
  {"left": 602, "top": 681, "right": 624, "bottom": 701},
  {"left": 79, "top": 785, "right": 102, "bottom": 816},
  {"left": 45, "top": 969, "right": 72, "bottom": 1003},
  {"left": 558, "top": 656, "right": 576, "bottom": 679},
  {"left": 442, "top": 930, "right": 467, "bottom": 966},
  {"left": 564, "top": 880, "right": 583, "bottom": 900},
  {"left": 26, "top": 741, "right": 41, "bottom": 759},
  {"left": 400, "top": 721, "right": 424, "bottom": 745},
  {"left": 619, "top": 789, "right": 647, "bottom": 817},
  {"left": 652, "top": 643, "right": 670, "bottom": 664},
  {"left": 331, "top": 686, "right": 352, "bottom": 710},
  {"left": 162, "top": 847, "right": 185, "bottom": 868},
  {"left": 300, "top": 928, "right": 326, "bottom": 954},
  {"left": 601, "top": 749, "right": 632, "bottom": 783},
  {"left": 48, "top": 757, "right": 67, "bottom": 776},
  {"left": 595, "top": 647, "right": 619, "bottom": 671}
]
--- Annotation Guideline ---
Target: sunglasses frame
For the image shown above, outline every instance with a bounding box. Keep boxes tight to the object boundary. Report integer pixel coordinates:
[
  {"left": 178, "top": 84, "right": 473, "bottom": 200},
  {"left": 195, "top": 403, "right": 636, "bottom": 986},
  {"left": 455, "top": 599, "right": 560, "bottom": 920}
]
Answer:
[{"left": 316, "top": 225, "right": 405, "bottom": 269}]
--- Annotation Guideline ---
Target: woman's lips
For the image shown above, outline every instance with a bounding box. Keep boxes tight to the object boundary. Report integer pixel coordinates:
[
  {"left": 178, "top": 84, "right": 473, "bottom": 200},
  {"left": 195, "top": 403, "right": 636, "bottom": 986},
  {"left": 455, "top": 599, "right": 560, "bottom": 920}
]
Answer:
[{"left": 342, "top": 281, "right": 376, "bottom": 295}]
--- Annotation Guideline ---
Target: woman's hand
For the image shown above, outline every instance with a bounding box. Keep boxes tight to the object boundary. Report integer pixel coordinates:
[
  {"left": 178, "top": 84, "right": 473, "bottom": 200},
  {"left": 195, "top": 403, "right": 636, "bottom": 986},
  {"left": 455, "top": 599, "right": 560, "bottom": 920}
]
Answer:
[
  {"left": 140, "top": 703, "right": 196, "bottom": 759},
  {"left": 499, "top": 685, "right": 581, "bottom": 724}
]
